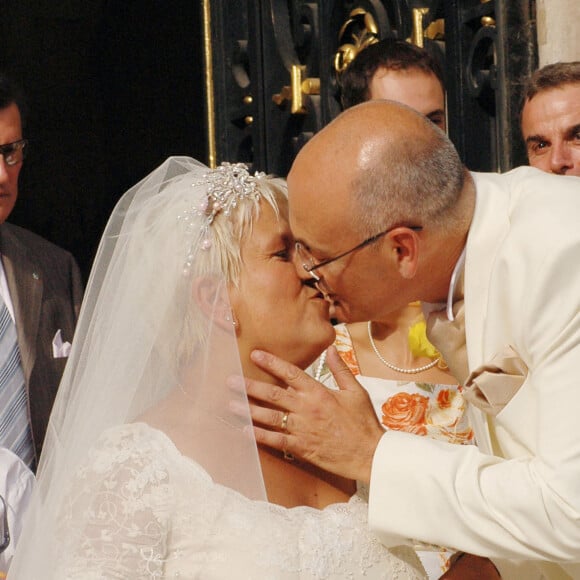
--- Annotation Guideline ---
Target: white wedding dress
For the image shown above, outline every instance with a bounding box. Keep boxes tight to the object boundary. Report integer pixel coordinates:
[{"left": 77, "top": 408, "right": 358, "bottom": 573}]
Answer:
[
  {"left": 55, "top": 423, "right": 426, "bottom": 579},
  {"left": 9, "top": 159, "right": 427, "bottom": 580}
]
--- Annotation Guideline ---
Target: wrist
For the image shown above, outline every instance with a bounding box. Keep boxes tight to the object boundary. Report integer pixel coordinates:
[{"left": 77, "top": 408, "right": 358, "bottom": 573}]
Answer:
[{"left": 359, "top": 428, "right": 385, "bottom": 485}]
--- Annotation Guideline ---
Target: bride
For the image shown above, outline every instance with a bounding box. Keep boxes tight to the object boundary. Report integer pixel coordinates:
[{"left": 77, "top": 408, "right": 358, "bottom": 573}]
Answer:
[{"left": 9, "top": 157, "right": 425, "bottom": 579}]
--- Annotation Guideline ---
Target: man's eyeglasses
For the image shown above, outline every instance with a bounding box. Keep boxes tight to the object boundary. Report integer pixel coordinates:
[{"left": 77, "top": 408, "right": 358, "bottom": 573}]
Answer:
[
  {"left": 0, "top": 139, "right": 27, "bottom": 167},
  {"left": 296, "top": 225, "right": 423, "bottom": 282}
]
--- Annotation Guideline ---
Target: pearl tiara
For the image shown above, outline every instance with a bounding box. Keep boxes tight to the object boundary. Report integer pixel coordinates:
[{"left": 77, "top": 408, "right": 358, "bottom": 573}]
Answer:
[
  {"left": 200, "top": 162, "right": 264, "bottom": 226},
  {"left": 177, "top": 162, "right": 265, "bottom": 271}
]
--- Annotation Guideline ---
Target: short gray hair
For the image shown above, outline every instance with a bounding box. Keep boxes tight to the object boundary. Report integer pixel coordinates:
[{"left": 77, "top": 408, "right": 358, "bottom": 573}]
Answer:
[{"left": 350, "top": 121, "right": 465, "bottom": 235}]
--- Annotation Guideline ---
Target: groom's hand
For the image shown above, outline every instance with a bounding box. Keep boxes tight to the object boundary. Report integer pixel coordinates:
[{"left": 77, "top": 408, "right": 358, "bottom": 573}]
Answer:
[
  {"left": 441, "top": 553, "right": 501, "bottom": 579},
  {"left": 244, "top": 346, "right": 384, "bottom": 484}
]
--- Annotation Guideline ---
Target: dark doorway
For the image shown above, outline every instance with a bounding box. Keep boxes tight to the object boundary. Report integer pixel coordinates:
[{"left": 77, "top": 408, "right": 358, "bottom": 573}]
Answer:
[{"left": 1, "top": 0, "right": 207, "bottom": 281}]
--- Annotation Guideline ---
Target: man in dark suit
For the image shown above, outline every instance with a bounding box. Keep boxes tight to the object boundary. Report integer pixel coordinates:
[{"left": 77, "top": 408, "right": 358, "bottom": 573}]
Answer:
[{"left": 0, "top": 74, "right": 83, "bottom": 470}]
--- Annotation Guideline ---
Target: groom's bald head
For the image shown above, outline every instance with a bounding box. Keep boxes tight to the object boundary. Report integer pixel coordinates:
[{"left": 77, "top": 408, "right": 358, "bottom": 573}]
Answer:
[{"left": 287, "top": 100, "right": 464, "bottom": 239}]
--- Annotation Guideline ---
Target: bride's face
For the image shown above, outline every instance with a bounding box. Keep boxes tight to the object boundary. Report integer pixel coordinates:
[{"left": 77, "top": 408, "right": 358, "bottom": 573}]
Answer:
[{"left": 229, "top": 202, "right": 335, "bottom": 371}]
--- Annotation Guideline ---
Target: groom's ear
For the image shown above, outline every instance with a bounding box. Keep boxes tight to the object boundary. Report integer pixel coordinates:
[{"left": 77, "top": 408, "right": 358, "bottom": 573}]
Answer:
[
  {"left": 191, "top": 276, "right": 232, "bottom": 331},
  {"left": 389, "top": 227, "right": 420, "bottom": 279}
]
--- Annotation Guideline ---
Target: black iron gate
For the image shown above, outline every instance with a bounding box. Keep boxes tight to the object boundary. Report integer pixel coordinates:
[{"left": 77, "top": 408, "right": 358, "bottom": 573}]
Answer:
[{"left": 205, "top": 0, "right": 537, "bottom": 175}]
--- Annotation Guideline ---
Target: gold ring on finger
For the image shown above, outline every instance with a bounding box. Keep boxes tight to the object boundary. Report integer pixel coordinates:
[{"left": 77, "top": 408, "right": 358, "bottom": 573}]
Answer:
[{"left": 281, "top": 411, "right": 289, "bottom": 432}]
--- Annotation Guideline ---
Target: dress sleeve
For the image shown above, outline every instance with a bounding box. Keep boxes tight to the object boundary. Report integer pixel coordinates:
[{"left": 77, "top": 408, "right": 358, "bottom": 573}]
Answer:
[{"left": 55, "top": 425, "right": 172, "bottom": 579}]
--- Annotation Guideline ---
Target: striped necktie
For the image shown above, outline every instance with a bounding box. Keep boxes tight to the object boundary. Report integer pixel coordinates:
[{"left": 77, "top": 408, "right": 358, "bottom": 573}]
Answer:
[{"left": 0, "top": 296, "right": 35, "bottom": 468}]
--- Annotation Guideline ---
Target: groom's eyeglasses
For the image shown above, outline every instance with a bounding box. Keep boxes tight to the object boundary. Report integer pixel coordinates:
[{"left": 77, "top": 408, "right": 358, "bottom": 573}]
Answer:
[{"left": 295, "top": 225, "right": 423, "bottom": 282}]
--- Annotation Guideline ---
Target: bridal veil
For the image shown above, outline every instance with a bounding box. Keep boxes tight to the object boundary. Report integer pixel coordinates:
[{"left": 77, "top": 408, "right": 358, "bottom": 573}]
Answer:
[{"left": 9, "top": 157, "right": 268, "bottom": 577}]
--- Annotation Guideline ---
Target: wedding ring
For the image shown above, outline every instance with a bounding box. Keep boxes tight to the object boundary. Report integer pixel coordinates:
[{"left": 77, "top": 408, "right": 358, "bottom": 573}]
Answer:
[
  {"left": 281, "top": 412, "right": 293, "bottom": 460},
  {"left": 280, "top": 411, "right": 289, "bottom": 432}
]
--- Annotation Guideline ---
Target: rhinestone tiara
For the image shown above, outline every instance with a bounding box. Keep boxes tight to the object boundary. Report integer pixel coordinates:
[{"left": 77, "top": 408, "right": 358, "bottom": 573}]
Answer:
[
  {"left": 177, "top": 162, "right": 265, "bottom": 269},
  {"left": 200, "top": 162, "right": 264, "bottom": 226}
]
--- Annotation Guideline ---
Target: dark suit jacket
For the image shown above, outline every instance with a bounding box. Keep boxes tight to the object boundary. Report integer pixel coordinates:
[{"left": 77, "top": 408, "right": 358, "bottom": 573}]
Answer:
[{"left": 0, "top": 222, "right": 83, "bottom": 464}]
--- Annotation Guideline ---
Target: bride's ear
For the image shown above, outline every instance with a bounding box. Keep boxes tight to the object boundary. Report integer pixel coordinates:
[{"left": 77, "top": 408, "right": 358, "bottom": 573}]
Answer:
[{"left": 191, "top": 276, "right": 235, "bottom": 332}]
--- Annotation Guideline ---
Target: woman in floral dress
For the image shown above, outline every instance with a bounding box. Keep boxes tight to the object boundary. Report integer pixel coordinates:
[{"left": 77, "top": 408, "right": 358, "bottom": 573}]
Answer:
[{"left": 313, "top": 301, "right": 473, "bottom": 579}]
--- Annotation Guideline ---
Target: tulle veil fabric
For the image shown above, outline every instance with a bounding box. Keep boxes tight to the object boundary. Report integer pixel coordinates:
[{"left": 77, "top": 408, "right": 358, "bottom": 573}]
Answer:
[{"left": 9, "top": 157, "right": 266, "bottom": 578}]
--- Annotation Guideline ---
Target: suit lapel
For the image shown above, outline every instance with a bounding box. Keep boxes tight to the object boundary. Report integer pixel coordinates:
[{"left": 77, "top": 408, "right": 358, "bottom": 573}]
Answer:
[
  {"left": 464, "top": 173, "right": 511, "bottom": 367},
  {"left": 463, "top": 172, "right": 512, "bottom": 455},
  {"left": 0, "top": 225, "right": 42, "bottom": 383}
]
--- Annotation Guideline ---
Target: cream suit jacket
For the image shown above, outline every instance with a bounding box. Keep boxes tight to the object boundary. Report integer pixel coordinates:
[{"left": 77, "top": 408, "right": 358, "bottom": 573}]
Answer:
[{"left": 368, "top": 167, "right": 580, "bottom": 579}]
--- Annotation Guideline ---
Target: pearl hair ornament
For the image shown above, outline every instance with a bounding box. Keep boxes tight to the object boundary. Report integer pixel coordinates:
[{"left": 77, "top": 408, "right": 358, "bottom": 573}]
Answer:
[{"left": 177, "top": 162, "right": 265, "bottom": 273}]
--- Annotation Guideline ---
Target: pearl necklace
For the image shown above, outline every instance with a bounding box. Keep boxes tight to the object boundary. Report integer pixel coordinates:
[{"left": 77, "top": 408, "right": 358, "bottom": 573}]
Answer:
[
  {"left": 314, "top": 350, "right": 327, "bottom": 381},
  {"left": 367, "top": 321, "right": 440, "bottom": 374}
]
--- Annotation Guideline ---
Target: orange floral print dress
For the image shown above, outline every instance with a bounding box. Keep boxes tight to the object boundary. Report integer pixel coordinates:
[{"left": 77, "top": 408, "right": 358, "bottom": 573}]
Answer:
[
  {"left": 312, "top": 323, "right": 474, "bottom": 579},
  {"left": 317, "top": 324, "right": 474, "bottom": 445}
]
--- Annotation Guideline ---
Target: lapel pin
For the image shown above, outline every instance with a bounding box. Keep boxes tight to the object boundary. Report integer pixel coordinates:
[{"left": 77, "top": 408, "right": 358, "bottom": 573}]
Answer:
[{"left": 32, "top": 272, "right": 39, "bottom": 280}]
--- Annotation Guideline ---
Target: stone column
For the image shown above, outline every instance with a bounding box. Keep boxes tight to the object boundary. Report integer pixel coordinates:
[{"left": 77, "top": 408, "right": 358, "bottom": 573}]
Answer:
[{"left": 536, "top": 0, "right": 580, "bottom": 65}]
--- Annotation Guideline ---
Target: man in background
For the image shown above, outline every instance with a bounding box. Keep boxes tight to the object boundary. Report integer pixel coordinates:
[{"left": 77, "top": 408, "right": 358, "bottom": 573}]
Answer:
[
  {"left": 521, "top": 61, "right": 580, "bottom": 176},
  {"left": 339, "top": 37, "right": 446, "bottom": 131},
  {"left": 0, "top": 73, "right": 83, "bottom": 471}
]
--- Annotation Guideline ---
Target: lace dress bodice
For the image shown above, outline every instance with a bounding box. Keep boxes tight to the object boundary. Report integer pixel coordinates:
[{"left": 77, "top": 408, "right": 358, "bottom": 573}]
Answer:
[{"left": 56, "top": 423, "right": 425, "bottom": 579}]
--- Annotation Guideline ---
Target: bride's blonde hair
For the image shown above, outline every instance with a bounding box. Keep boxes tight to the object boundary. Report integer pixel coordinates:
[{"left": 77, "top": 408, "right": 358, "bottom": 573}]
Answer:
[
  {"left": 69, "top": 159, "right": 288, "bottom": 416},
  {"left": 137, "top": 166, "right": 288, "bottom": 371}
]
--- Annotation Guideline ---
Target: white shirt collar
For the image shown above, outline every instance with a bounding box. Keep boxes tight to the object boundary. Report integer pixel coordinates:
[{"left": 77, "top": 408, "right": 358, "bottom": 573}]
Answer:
[
  {"left": 445, "top": 247, "right": 466, "bottom": 321},
  {"left": 421, "top": 246, "right": 466, "bottom": 322}
]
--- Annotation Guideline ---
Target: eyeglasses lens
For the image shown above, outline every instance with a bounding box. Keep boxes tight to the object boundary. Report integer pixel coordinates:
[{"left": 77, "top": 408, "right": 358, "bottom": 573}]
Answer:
[{"left": 0, "top": 141, "right": 26, "bottom": 167}]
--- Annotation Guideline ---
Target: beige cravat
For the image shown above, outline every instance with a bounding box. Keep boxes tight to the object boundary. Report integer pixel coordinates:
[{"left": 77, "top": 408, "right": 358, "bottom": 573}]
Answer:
[
  {"left": 425, "top": 268, "right": 470, "bottom": 386},
  {"left": 463, "top": 345, "right": 528, "bottom": 416},
  {"left": 426, "top": 269, "right": 527, "bottom": 416}
]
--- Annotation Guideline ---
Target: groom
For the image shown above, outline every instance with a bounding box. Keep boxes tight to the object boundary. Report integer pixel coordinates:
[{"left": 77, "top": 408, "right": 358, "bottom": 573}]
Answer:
[{"left": 245, "top": 100, "right": 580, "bottom": 579}]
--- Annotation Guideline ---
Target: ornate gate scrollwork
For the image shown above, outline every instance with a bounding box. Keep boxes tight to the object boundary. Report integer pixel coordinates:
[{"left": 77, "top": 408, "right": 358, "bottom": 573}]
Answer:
[
  {"left": 446, "top": 0, "right": 537, "bottom": 171},
  {"left": 466, "top": 18, "right": 497, "bottom": 101},
  {"left": 334, "top": 8, "right": 380, "bottom": 75},
  {"left": 272, "top": 64, "right": 321, "bottom": 115},
  {"left": 206, "top": 0, "right": 536, "bottom": 176}
]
